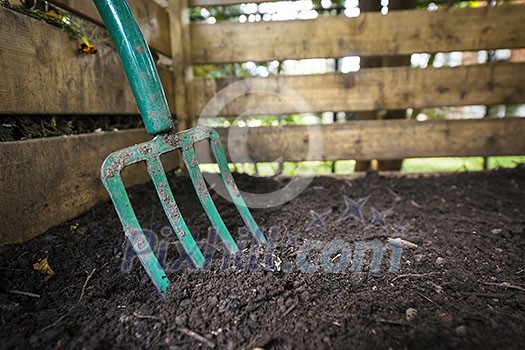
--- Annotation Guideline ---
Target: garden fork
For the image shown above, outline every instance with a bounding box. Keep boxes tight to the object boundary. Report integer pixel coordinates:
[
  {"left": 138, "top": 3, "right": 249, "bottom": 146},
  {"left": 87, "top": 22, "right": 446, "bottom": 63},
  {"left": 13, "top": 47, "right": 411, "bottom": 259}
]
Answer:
[{"left": 94, "top": 0, "right": 266, "bottom": 297}]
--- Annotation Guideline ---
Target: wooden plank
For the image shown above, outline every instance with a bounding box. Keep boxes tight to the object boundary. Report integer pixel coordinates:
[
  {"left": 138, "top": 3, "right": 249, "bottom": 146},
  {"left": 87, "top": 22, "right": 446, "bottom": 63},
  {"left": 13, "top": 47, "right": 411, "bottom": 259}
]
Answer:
[
  {"left": 0, "top": 8, "right": 175, "bottom": 114},
  {"left": 0, "top": 129, "right": 179, "bottom": 247},
  {"left": 189, "top": 0, "right": 278, "bottom": 6},
  {"left": 169, "top": 0, "right": 194, "bottom": 131},
  {"left": 158, "top": 66, "right": 175, "bottom": 112},
  {"left": 60, "top": 0, "right": 171, "bottom": 57},
  {"left": 0, "top": 129, "right": 176, "bottom": 246},
  {"left": 212, "top": 118, "right": 525, "bottom": 163},
  {"left": 190, "top": 63, "right": 525, "bottom": 116},
  {"left": 190, "top": 5, "right": 525, "bottom": 64}
]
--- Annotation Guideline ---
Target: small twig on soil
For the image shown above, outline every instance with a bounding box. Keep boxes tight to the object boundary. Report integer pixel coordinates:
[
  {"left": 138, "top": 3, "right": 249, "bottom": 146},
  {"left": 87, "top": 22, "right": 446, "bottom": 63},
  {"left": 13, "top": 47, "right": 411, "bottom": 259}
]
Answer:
[
  {"left": 386, "top": 187, "right": 402, "bottom": 202},
  {"left": 416, "top": 292, "right": 437, "bottom": 305},
  {"left": 410, "top": 200, "right": 423, "bottom": 208},
  {"left": 77, "top": 268, "right": 96, "bottom": 303},
  {"left": 133, "top": 312, "right": 165, "bottom": 322},
  {"left": 387, "top": 237, "right": 418, "bottom": 249},
  {"left": 10, "top": 289, "right": 40, "bottom": 298},
  {"left": 41, "top": 313, "right": 68, "bottom": 332},
  {"left": 391, "top": 272, "right": 439, "bottom": 282},
  {"left": 282, "top": 302, "right": 298, "bottom": 318},
  {"left": 374, "top": 318, "right": 408, "bottom": 326},
  {"left": 484, "top": 282, "right": 525, "bottom": 292},
  {"left": 179, "top": 327, "right": 216, "bottom": 348}
]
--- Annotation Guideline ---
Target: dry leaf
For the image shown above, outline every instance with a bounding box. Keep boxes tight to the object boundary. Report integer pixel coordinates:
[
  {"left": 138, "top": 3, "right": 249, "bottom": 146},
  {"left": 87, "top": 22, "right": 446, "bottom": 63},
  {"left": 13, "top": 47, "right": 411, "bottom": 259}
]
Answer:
[{"left": 33, "top": 256, "right": 55, "bottom": 276}]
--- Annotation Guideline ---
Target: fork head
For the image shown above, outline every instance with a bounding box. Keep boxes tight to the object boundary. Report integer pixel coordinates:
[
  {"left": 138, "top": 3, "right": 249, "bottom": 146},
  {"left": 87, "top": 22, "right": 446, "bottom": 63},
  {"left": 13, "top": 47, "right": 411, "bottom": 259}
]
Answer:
[{"left": 101, "top": 126, "right": 266, "bottom": 297}]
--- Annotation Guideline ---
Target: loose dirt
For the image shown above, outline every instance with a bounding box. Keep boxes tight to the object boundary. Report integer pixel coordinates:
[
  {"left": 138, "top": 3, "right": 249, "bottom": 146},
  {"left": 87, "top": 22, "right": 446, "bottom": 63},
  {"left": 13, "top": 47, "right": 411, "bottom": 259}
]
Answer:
[{"left": 1, "top": 168, "right": 524, "bottom": 349}]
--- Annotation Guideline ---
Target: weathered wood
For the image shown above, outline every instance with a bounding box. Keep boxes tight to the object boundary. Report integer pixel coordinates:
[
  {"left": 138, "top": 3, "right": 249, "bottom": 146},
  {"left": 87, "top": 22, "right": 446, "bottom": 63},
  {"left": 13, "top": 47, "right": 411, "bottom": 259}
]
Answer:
[
  {"left": 60, "top": 0, "right": 171, "bottom": 56},
  {"left": 169, "top": 0, "right": 193, "bottom": 131},
  {"left": 0, "top": 129, "right": 178, "bottom": 247},
  {"left": 354, "top": 0, "right": 388, "bottom": 172},
  {"left": 189, "top": 0, "right": 278, "bottom": 6},
  {"left": 374, "top": 0, "right": 416, "bottom": 171},
  {"left": 0, "top": 8, "right": 175, "bottom": 114},
  {"left": 190, "top": 63, "right": 525, "bottom": 116},
  {"left": 212, "top": 118, "right": 525, "bottom": 163},
  {"left": 190, "top": 5, "right": 525, "bottom": 64},
  {"left": 158, "top": 66, "right": 175, "bottom": 112}
]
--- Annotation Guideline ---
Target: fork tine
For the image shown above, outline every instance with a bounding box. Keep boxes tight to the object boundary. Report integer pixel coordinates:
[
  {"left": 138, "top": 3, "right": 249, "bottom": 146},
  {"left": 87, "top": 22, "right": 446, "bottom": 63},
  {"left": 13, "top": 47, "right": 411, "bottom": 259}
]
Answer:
[
  {"left": 101, "top": 168, "right": 169, "bottom": 297},
  {"left": 181, "top": 144, "right": 239, "bottom": 254},
  {"left": 146, "top": 156, "right": 205, "bottom": 268},
  {"left": 209, "top": 130, "right": 267, "bottom": 245}
]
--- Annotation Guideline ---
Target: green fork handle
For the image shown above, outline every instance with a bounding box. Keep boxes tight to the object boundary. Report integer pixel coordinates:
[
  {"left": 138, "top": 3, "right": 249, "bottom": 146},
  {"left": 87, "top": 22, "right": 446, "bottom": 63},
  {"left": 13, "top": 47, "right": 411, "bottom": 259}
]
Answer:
[{"left": 93, "top": 0, "right": 173, "bottom": 135}]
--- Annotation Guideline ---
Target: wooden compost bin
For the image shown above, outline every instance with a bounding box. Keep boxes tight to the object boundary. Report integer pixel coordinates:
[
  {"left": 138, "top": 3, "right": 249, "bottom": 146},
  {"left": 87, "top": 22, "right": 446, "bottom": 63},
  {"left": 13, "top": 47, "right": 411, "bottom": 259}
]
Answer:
[{"left": 1, "top": 0, "right": 525, "bottom": 249}]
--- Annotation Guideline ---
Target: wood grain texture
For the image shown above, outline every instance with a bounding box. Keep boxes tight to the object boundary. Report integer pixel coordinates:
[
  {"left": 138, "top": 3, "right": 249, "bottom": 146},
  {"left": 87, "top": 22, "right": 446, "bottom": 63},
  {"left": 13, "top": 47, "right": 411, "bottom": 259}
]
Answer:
[
  {"left": 190, "top": 5, "right": 525, "bottom": 64},
  {"left": 189, "top": 0, "right": 278, "bottom": 6},
  {"left": 60, "top": 0, "right": 171, "bottom": 56},
  {"left": 1, "top": 119, "right": 522, "bottom": 246},
  {"left": 0, "top": 129, "right": 178, "bottom": 247},
  {"left": 190, "top": 63, "right": 525, "bottom": 116},
  {"left": 158, "top": 66, "right": 175, "bottom": 112},
  {"left": 0, "top": 8, "right": 175, "bottom": 114},
  {"left": 213, "top": 118, "right": 525, "bottom": 163},
  {"left": 169, "top": 0, "right": 194, "bottom": 131}
]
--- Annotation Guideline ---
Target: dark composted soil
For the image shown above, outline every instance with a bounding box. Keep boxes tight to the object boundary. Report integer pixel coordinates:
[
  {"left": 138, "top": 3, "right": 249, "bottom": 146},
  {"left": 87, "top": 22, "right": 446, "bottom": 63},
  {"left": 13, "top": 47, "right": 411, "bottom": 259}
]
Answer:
[
  {"left": 1, "top": 168, "right": 524, "bottom": 349},
  {"left": 0, "top": 116, "right": 143, "bottom": 142}
]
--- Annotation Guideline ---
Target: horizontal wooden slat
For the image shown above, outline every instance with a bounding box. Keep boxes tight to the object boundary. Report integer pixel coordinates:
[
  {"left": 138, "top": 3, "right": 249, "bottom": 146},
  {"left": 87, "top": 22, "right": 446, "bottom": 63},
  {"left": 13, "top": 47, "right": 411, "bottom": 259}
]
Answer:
[
  {"left": 0, "top": 129, "right": 178, "bottom": 247},
  {"left": 60, "top": 0, "right": 171, "bottom": 57},
  {"left": 212, "top": 118, "right": 525, "bottom": 163},
  {"left": 158, "top": 66, "right": 175, "bottom": 111},
  {"left": 189, "top": 0, "right": 278, "bottom": 6},
  {"left": 190, "top": 5, "right": 525, "bottom": 64},
  {"left": 190, "top": 62, "right": 525, "bottom": 116},
  {"left": 188, "top": 0, "right": 473, "bottom": 5},
  {"left": 0, "top": 8, "right": 175, "bottom": 114}
]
